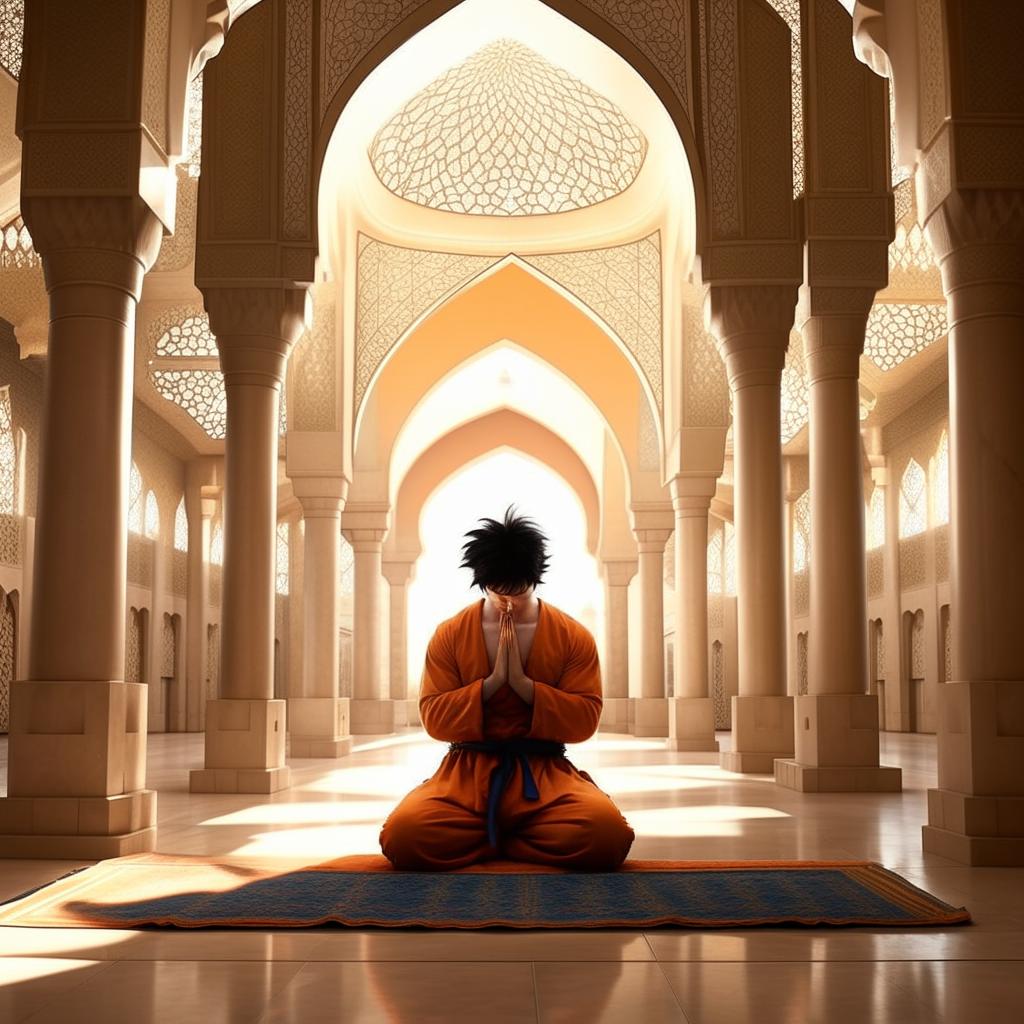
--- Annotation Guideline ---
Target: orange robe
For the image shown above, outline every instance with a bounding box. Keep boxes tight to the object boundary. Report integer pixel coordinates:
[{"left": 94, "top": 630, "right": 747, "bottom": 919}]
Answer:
[{"left": 379, "top": 597, "right": 635, "bottom": 871}]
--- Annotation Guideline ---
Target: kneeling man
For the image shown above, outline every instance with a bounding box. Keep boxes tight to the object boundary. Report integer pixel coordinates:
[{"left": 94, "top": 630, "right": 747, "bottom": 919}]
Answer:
[{"left": 380, "top": 506, "right": 635, "bottom": 871}]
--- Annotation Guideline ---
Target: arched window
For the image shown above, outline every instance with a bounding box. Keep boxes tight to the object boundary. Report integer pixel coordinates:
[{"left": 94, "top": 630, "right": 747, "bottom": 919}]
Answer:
[
  {"left": 209, "top": 523, "right": 223, "bottom": 566},
  {"left": 144, "top": 491, "right": 160, "bottom": 539},
  {"left": 867, "top": 486, "right": 886, "bottom": 550},
  {"left": 793, "top": 491, "right": 811, "bottom": 572},
  {"left": 128, "top": 463, "right": 144, "bottom": 534},
  {"left": 275, "top": 522, "right": 289, "bottom": 595},
  {"left": 707, "top": 528, "right": 723, "bottom": 594},
  {"left": 174, "top": 498, "right": 188, "bottom": 552},
  {"left": 899, "top": 459, "right": 927, "bottom": 538},
  {"left": 933, "top": 431, "right": 949, "bottom": 526},
  {"left": 0, "top": 387, "right": 15, "bottom": 516},
  {"left": 723, "top": 521, "right": 736, "bottom": 595}
]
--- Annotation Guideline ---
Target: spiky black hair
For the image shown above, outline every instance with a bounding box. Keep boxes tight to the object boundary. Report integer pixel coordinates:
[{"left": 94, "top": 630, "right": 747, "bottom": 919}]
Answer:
[{"left": 460, "top": 504, "right": 550, "bottom": 594}]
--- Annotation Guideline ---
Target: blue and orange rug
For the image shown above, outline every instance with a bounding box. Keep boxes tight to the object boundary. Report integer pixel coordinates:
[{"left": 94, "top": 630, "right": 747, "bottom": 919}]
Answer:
[{"left": 0, "top": 854, "right": 970, "bottom": 929}]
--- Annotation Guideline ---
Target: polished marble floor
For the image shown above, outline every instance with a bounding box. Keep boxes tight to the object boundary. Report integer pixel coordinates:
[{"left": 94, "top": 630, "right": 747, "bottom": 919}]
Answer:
[{"left": 1, "top": 729, "right": 1022, "bottom": 1022}]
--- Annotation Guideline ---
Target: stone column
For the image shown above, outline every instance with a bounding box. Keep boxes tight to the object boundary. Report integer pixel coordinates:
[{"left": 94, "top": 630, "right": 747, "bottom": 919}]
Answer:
[
  {"left": 286, "top": 515, "right": 305, "bottom": 703},
  {"left": 190, "top": 287, "right": 307, "bottom": 794},
  {"left": 667, "top": 476, "right": 719, "bottom": 752},
  {"left": 288, "top": 484, "right": 351, "bottom": 759},
  {"left": 599, "top": 559, "right": 636, "bottom": 733},
  {"left": 776, "top": 293, "right": 901, "bottom": 792},
  {"left": 630, "top": 505, "right": 674, "bottom": 738},
  {"left": 184, "top": 478, "right": 215, "bottom": 732},
  {"left": 709, "top": 285, "right": 797, "bottom": 773},
  {"left": 0, "top": 196, "right": 162, "bottom": 858},
  {"left": 342, "top": 503, "right": 394, "bottom": 734},
  {"left": 382, "top": 559, "right": 417, "bottom": 727},
  {"left": 921, "top": 188, "right": 1024, "bottom": 865},
  {"left": 147, "top": 532, "right": 169, "bottom": 732}
]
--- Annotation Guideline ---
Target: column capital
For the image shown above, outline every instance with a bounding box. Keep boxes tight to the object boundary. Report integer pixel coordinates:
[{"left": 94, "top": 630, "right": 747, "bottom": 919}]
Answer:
[
  {"left": 341, "top": 502, "right": 390, "bottom": 548},
  {"left": 381, "top": 560, "right": 416, "bottom": 587},
  {"left": 297, "top": 495, "right": 343, "bottom": 519},
  {"left": 202, "top": 285, "right": 310, "bottom": 386},
  {"left": 293, "top": 475, "right": 347, "bottom": 517},
  {"left": 668, "top": 474, "right": 716, "bottom": 515},
  {"left": 923, "top": 189, "right": 1024, "bottom": 315},
  {"left": 601, "top": 559, "right": 638, "bottom": 588},
  {"left": 798, "top": 286, "right": 876, "bottom": 384},
  {"left": 705, "top": 284, "right": 797, "bottom": 390},
  {"left": 22, "top": 195, "right": 164, "bottom": 305}
]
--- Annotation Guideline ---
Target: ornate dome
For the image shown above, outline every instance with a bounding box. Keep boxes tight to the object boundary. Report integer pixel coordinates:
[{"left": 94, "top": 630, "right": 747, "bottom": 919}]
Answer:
[{"left": 368, "top": 39, "right": 648, "bottom": 217}]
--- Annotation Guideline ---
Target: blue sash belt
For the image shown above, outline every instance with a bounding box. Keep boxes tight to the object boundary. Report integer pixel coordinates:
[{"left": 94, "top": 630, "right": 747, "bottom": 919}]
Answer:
[{"left": 448, "top": 738, "right": 567, "bottom": 849}]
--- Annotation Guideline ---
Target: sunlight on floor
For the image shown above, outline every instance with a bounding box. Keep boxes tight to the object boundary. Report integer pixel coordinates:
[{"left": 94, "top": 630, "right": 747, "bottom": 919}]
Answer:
[
  {"left": 623, "top": 805, "right": 790, "bottom": 838},
  {"left": 199, "top": 802, "right": 397, "bottom": 827}
]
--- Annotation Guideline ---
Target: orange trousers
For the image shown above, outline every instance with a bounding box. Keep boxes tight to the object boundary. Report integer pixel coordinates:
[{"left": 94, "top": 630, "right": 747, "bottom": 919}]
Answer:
[{"left": 379, "top": 746, "right": 635, "bottom": 871}]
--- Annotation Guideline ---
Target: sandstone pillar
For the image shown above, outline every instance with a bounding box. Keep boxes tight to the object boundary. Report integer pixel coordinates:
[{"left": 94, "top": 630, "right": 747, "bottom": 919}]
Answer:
[
  {"left": 921, "top": 188, "right": 1024, "bottom": 864},
  {"left": 667, "top": 477, "right": 719, "bottom": 752},
  {"left": 776, "top": 295, "right": 901, "bottom": 792},
  {"left": 184, "top": 475, "right": 216, "bottom": 732},
  {"left": 599, "top": 559, "right": 636, "bottom": 733},
  {"left": 343, "top": 504, "right": 394, "bottom": 734},
  {"left": 288, "top": 484, "right": 352, "bottom": 759},
  {"left": 709, "top": 285, "right": 796, "bottom": 772},
  {"left": 383, "top": 559, "right": 418, "bottom": 728},
  {"left": 630, "top": 506, "right": 674, "bottom": 738},
  {"left": 190, "top": 287, "right": 307, "bottom": 794},
  {"left": 0, "top": 197, "right": 162, "bottom": 857}
]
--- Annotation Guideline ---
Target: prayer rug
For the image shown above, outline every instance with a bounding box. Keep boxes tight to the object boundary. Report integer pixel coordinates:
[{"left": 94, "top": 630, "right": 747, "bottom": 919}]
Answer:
[{"left": 0, "top": 854, "right": 970, "bottom": 929}]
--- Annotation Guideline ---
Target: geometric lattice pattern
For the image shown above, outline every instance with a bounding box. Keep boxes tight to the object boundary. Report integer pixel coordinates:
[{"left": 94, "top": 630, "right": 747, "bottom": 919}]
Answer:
[
  {"left": 125, "top": 607, "right": 143, "bottom": 685},
  {"left": 183, "top": 73, "right": 203, "bottom": 178},
  {"left": 0, "top": 387, "right": 14, "bottom": 516},
  {"left": 0, "top": 0, "right": 23, "bottom": 79},
  {"left": 275, "top": 521, "right": 289, "bottom": 596},
  {"left": 0, "top": 215, "right": 39, "bottom": 269},
  {"left": 768, "top": 0, "right": 804, "bottom": 197},
  {"left": 889, "top": 222, "right": 935, "bottom": 272},
  {"left": 0, "top": 592, "right": 13, "bottom": 733},
  {"left": 793, "top": 490, "right": 811, "bottom": 573},
  {"left": 724, "top": 521, "right": 736, "bottom": 596},
  {"left": 340, "top": 535, "right": 354, "bottom": 596},
  {"left": 933, "top": 430, "right": 949, "bottom": 527},
  {"left": 129, "top": 463, "right": 144, "bottom": 534},
  {"left": 152, "top": 369, "right": 225, "bottom": 440},
  {"left": 154, "top": 310, "right": 218, "bottom": 356},
  {"left": 144, "top": 490, "right": 160, "bottom": 539},
  {"left": 781, "top": 330, "right": 809, "bottom": 443},
  {"left": 899, "top": 459, "right": 927, "bottom": 539},
  {"left": 911, "top": 610, "right": 925, "bottom": 680},
  {"left": 707, "top": 528, "right": 723, "bottom": 595},
  {"left": 864, "top": 303, "right": 947, "bottom": 371},
  {"left": 355, "top": 232, "right": 664, "bottom": 415},
  {"left": 867, "top": 486, "right": 886, "bottom": 550},
  {"left": 369, "top": 40, "right": 647, "bottom": 217}
]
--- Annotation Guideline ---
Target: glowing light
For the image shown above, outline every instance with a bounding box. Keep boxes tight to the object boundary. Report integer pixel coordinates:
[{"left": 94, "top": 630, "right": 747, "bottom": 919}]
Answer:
[{"left": 899, "top": 459, "right": 927, "bottom": 538}]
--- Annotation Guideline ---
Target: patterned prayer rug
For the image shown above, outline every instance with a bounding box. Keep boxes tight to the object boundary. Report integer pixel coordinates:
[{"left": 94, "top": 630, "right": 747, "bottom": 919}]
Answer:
[{"left": 0, "top": 854, "right": 970, "bottom": 929}]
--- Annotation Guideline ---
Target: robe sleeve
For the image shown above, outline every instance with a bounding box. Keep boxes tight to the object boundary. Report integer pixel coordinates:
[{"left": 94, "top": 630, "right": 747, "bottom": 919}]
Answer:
[
  {"left": 418, "top": 622, "right": 486, "bottom": 742},
  {"left": 525, "top": 622, "right": 603, "bottom": 743}
]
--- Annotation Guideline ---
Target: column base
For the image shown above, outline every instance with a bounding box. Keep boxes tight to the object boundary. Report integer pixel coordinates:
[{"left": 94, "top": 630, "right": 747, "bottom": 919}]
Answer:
[
  {"left": 598, "top": 697, "right": 631, "bottom": 733},
  {"left": 0, "top": 790, "right": 157, "bottom": 859},
  {"left": 774, "top": 759, "right": 902, "bottom": 792},
  {"left": 392, "top": 698, "right": 421, "bottom": 728},
  {"left": 350, "top": 698, "right": 396, "bottom": 734},
  {"left": 667, "top": 697, "right": 719, "bottom": 752},
  {"left": 923, "top": 787, "right": 1024, "bottom": 865},
  {"left": 720, "top": 695, "right": 794, "bottom": 774},
  {"left": 190, "top": 766, "right": 292, "bottom": 794},
  {"left": 632, "top": 697, "right": 669, "bottom": 738},
  {"left": 774, "top": 693, "right": 902, "bottom": 791},
  {"left": 287, "top": 698, "right": 352, "bottom": 759},
  {"left": 189, "top": 698, "right": 288, "bottom": 792}
]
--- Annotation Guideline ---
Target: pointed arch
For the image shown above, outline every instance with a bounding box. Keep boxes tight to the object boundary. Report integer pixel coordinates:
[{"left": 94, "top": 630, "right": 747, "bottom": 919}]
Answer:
[{"left": 390, "top": 409, "right": 600, "bottom": 558}]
